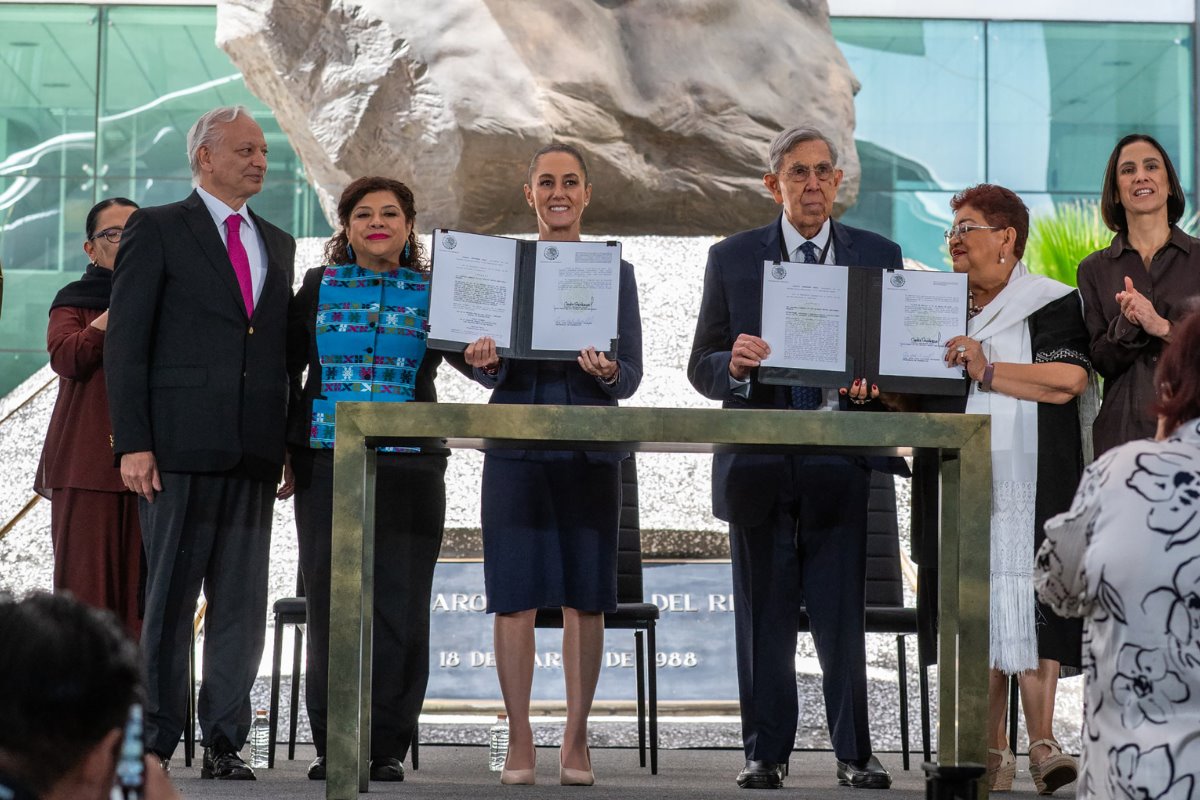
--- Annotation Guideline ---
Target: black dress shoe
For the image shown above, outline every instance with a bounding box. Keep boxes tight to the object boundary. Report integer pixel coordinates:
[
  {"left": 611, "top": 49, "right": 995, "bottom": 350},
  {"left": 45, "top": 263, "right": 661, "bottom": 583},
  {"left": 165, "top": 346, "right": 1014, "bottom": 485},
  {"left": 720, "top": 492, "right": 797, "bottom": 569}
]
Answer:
[
  {"left": 370, "top": 757, "right": 405, "bottom": 782},
  {"left": 737, "top": 760, "right": 785, "bottom": 789},
  {"left": 201, "top": 743, "right": 256, "bottom": 780},
  {"left": 308, "top": 756, "right": 326, "bottom": 780},
  {"left": 837, "top": 755, "right": 892, "bottom": 789}
]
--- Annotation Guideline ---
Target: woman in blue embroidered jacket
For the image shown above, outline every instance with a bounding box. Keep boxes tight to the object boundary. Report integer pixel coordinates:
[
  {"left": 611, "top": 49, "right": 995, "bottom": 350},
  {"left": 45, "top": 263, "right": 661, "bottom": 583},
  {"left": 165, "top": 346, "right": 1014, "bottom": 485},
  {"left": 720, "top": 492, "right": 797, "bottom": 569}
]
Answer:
[
  {"left": 286, "top": 176, "right": 469, "bottom": 782},
  {"left": 463, "top": 143, "right": 643, "bottom": 787}
]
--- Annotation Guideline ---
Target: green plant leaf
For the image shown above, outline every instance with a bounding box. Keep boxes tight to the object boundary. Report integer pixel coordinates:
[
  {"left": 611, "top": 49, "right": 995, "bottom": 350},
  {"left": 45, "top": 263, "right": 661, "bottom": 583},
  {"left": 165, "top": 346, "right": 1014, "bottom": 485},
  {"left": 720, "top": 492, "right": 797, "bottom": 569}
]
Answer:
[{"left": 1025, "top": 200, "right": 1113, "bottom": 288}]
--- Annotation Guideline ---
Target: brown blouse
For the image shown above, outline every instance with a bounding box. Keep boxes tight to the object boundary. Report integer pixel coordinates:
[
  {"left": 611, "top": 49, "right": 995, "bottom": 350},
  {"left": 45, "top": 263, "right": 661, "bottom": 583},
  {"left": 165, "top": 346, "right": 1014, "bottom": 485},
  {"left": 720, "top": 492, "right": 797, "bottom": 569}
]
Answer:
[
  {"left": 35, "top": 306, "right": 126, "bottom": 494},
  {"left": 1077, "top": 226, "right": 1200, "bottom": 456}
]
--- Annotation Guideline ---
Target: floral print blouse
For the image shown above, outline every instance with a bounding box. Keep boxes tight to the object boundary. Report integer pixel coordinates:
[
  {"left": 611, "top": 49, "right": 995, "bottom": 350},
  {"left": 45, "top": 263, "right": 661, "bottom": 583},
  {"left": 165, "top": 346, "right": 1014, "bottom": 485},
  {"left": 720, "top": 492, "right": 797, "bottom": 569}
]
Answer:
[{"left": 1036, "top": 418, "right": 1200, "bottom": 800}]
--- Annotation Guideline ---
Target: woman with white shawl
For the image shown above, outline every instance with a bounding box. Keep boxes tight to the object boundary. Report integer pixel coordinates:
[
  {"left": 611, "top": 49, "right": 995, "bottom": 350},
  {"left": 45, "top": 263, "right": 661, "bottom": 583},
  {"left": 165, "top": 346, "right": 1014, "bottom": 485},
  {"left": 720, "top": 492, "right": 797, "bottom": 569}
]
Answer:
[{"left": 941, "top": 185, "right": 1091, "bottom": 794}]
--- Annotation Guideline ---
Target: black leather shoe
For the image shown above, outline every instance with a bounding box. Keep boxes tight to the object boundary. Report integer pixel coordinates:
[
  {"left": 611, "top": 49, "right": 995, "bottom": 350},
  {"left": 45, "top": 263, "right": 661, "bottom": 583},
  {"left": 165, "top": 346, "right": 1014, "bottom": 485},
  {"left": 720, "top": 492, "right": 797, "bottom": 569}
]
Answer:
[
  {"left": 200, "top": 742, "right": 256, "bottom": 780},
  {"left": 837, "top": 755, "right": 892, "bottom": 789},
  {"left": 737, "top": 760, "right": 785, "bottom": 789},
  {"left": 370, "top": 757, "right": 405, "bottom": 782},
  {"left": 308, "top": 756, "right": 326, "bottom": 780}
]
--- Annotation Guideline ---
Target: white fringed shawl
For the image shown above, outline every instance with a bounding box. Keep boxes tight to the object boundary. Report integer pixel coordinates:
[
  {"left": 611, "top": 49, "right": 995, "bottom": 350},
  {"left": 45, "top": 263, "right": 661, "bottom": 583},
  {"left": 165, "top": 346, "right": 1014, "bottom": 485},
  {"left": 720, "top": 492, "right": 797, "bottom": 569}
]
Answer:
[{"left": 965, "top": 262, "right": 1073, "bottom": 674}]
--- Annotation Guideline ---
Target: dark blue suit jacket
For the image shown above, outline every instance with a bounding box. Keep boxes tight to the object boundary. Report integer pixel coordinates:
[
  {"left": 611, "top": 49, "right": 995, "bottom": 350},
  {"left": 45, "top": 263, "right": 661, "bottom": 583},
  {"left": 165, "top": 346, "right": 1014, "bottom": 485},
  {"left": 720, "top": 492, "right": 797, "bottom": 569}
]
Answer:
[
  {"left": 688, "top": 216, "right": 903, "bottom": 525},
  {"left": 473, "top": 258, "right": 643, "bottom": 462}
]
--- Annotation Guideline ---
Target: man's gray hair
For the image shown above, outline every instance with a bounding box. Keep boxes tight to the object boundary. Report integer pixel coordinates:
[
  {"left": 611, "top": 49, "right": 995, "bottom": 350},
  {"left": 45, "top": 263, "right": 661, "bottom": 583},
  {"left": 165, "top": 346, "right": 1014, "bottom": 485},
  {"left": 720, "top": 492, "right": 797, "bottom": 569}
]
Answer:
[
  {"left": 187, "top": 105, "right": 253, "bottom": 179},
  {"left": 767, "top": 126, "right": 839, "bottom": 174}
]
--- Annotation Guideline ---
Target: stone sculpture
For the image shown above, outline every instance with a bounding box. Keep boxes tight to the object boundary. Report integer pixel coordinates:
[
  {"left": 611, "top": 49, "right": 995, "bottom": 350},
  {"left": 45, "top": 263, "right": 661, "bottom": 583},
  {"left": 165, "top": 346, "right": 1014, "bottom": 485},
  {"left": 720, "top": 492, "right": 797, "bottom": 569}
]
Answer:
[{"left": 217, "top": 0, "right": 861, "bottom": 234}]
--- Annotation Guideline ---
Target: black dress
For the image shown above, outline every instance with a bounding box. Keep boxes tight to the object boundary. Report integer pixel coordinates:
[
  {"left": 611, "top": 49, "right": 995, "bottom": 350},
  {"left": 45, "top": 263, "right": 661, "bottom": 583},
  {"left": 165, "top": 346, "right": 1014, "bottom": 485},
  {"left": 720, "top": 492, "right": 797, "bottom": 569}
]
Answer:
[
  {"left": 1029, "top": 293, "right": 1089, "bottom": 670},
  {"left": 919, "top": 292, "right": 1087, "bottom": 669}
]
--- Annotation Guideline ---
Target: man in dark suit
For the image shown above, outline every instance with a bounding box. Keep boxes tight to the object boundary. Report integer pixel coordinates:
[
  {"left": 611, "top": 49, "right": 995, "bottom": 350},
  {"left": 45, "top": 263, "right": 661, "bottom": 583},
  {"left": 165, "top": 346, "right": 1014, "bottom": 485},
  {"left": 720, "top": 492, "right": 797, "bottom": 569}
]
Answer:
[
  {"left": 106, "top": 105, "right": 295, "bottom": 780},
  {"left": 689, "top": 126, "right": 902, "bottom": 790}
]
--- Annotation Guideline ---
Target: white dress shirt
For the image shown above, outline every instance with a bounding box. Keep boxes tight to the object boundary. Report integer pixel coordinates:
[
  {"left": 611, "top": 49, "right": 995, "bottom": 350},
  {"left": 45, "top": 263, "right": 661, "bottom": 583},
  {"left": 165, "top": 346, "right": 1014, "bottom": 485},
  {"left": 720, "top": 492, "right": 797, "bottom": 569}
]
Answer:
[
  {"left": 780, "top": 215, "right": 835, "bottom": 265},
  {"left": 196, "top": 185, "right": 268, "bottom": 306}
]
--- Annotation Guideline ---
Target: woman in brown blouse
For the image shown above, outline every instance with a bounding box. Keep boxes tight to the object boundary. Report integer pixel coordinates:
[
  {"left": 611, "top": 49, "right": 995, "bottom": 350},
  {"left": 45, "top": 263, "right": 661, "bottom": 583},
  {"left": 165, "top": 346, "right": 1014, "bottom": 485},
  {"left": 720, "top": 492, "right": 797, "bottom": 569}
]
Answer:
[
  {"left": 35, "top": 197, "right": 141, "bottom": 639},
  {"left": 1077, "top": 134, "right": 1200, "bottom": 456}
]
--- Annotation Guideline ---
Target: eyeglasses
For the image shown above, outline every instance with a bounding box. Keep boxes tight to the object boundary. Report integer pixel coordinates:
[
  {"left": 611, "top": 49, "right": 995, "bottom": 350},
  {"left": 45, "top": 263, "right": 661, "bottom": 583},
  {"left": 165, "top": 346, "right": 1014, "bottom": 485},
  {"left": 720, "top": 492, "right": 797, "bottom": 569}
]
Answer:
[
  {"left": 90, "top": 227, "right": 123, "bottom": 244},
  {"left": 781, "top": 162, "right": 836, "bottom": 183},
  {"left": 943, "top": 224, "right": 1000, "bottom": 242}
]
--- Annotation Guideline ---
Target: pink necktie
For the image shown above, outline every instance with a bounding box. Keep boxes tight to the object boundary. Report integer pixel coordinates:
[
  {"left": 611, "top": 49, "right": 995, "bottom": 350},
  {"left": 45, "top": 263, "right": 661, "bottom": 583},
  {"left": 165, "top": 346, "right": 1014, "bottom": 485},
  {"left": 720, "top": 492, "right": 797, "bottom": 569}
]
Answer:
[{"left": 225, "top": 214, "right": 255, "bottom": 316}]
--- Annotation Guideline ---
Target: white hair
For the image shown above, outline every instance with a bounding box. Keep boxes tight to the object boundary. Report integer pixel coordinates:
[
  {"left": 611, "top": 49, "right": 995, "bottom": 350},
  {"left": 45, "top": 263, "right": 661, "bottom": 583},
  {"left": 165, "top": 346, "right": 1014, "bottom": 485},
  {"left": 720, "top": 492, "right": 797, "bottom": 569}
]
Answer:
[
  {"left": 186, "top": 105, "right": 253, "bottom": 179},
  {"left": 767, "top": 125, "right": 839, "bottom": 174}
]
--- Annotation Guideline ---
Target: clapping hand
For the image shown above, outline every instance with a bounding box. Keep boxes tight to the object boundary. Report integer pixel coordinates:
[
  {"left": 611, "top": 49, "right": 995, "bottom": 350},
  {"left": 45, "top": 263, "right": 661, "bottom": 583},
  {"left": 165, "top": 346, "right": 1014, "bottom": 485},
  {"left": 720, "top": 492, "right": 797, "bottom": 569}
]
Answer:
[{"left": 1116, "top": 276, "right": 1170, "bottom": 337}]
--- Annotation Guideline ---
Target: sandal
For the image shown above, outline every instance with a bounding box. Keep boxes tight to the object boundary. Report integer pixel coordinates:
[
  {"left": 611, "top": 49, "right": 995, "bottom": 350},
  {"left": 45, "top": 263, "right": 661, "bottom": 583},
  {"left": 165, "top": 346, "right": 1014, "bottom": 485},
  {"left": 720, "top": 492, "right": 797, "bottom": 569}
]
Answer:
[
  {"left": 1029, "top": 739, "right": 1077, "bottom": 795},
  {"left": 988, "top": 747, "right": 1016, "bottom": 792}
]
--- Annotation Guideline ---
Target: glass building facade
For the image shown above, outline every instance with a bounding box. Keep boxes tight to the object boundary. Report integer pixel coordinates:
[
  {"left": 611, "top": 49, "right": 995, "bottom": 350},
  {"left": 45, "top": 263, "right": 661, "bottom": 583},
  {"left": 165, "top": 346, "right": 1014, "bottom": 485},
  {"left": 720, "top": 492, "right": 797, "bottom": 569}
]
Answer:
[
  {"left": 0, "top": 4, "right": 330, "bottom": 394},
  {"left": 834, "top": 18, "right": 1194, "bottom": 267},
  {"left": 0, "top": 5, "right": 1194, "bottom": 394}
]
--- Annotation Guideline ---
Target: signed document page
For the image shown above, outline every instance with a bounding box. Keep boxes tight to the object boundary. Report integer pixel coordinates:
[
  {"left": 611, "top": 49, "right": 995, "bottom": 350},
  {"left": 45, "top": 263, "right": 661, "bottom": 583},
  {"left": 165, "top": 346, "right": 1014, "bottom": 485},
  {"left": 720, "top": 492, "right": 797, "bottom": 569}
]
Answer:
[
  {"left": 530, "top": 241, "right": 620, "bottom": 352},
  {"left": 759, "top": 261, "right": 848, "bottom": 372},
  {"left": 428, "top": 230, "right": 518, "bottom": 348},
  {"left": 878, "top": 269, "right": 967, "bottom": 379}
]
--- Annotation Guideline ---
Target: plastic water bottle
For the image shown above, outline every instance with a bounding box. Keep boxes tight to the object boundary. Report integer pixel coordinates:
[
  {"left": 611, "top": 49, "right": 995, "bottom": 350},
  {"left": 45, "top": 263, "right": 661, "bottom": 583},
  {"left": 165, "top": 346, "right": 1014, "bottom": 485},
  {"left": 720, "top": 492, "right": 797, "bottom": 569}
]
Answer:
[
  {"left": 487, "top": 714, "right": 509, "bottom": 772},
  {"left": 249, "top": 708, "right": 270, "bottom": 768}
]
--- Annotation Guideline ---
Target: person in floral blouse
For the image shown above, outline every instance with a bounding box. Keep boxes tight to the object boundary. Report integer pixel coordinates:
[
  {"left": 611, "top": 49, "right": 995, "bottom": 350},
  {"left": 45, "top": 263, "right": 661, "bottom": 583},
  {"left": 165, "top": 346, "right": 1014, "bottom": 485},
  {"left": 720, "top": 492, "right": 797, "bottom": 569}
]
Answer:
[{"left": 1037, "top": 309, "right": 1200, "bottom": 800}]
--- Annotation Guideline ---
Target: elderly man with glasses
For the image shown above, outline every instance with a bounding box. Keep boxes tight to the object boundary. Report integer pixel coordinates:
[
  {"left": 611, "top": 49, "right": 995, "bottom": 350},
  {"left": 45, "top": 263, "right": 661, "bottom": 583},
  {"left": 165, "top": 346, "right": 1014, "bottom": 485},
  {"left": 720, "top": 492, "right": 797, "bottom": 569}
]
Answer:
[{"left": 689, "top": 125, "right": 903, "bottom": 790}]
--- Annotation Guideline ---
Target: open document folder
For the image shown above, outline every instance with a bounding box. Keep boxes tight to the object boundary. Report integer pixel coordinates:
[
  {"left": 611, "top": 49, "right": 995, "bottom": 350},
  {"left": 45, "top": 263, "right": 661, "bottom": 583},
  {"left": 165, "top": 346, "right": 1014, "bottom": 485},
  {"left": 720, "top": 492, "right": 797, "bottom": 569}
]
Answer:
[
  {"left": 758, "top": 260, "right": 968, "bottom": 396},
  {"left": 426, "top": 229, "right": 621, "bottom": 361}
]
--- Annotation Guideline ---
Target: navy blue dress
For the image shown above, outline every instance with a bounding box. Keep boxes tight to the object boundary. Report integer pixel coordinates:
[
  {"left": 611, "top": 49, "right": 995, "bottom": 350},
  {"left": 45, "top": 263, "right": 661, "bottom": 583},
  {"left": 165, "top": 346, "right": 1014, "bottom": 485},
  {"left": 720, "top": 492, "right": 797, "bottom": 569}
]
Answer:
[{"left": 476, "top": 259, "right": 643, "bottom": 614}]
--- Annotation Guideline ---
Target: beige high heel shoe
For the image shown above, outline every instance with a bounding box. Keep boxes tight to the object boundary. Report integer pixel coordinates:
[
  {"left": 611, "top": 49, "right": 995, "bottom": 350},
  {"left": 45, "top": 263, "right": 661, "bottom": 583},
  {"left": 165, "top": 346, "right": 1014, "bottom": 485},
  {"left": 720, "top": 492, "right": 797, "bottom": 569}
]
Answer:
[
  {"left": 500, "top": 749, "right": 536, "bottom": 786},
  {"left": 987, "top": 747, "right": 1016, "bottom": 792},
  {"left": 1029, "top": 739, "right": 1078, "bottom": 795},
  {"left": 560, "top": 746, "right": 594, "bottom": 786}
]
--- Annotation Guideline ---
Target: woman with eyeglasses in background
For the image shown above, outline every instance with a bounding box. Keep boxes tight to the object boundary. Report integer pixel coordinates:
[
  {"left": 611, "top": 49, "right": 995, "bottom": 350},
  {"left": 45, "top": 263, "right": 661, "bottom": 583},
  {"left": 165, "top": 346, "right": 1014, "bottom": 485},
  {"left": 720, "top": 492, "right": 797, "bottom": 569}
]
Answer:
[
  {"left": 1077, "top": 134, "right": 1200, "bottom": 457},
  {"left": 35, "top": 197, "right": 143, "bottom": 640},
  {"left": 931, "top": 184, "right": 1090, "bottom": 794}
]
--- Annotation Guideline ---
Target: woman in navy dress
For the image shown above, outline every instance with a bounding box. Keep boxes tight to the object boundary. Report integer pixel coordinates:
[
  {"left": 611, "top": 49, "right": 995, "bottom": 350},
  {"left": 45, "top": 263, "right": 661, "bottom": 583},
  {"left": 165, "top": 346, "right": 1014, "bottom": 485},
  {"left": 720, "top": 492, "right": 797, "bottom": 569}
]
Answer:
[
  {"left": 464, "top": 144, "right": 643, "bottom": 786},
  {"left": 287, "top": 177, "right": 468, "bottom": 782}
]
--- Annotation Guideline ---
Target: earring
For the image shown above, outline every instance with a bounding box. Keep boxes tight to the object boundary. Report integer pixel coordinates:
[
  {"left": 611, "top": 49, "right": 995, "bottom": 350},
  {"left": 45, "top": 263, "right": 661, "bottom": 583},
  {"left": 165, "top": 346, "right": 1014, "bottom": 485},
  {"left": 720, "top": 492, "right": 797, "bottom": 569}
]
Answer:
[
  {"left": 1000, "top": 253, "right": 1006, "bottom": 264},
  {"left": 347, "top": 242, "right": 355, "bottom": 263},
  {"left": 403, "top": 241, "right": 411, "bottom": 261}
]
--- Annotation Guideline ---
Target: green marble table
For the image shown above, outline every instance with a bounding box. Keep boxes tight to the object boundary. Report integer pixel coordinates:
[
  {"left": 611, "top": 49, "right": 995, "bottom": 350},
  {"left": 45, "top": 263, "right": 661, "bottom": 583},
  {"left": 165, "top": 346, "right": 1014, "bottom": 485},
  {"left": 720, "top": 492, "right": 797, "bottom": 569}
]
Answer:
[{"left": 326, "top": 404, "right": 991, "bottom": 798}]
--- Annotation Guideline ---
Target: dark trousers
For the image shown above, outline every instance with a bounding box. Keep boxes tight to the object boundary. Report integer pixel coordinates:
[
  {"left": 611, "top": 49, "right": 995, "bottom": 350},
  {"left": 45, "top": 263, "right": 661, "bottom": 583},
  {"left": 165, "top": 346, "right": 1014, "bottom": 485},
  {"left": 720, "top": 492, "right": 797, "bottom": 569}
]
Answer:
[
  {"left": 729, "top": 456, "right": 872, "bottom": 765},
  {"left": 292, "top": 448, "right": 446, "bottom": 761},
  {"left": 51, "top": 487, "right": 143, "bottom": 640},
  {"left": 138, "top": 472, "right": 275, "bottom": 756}
]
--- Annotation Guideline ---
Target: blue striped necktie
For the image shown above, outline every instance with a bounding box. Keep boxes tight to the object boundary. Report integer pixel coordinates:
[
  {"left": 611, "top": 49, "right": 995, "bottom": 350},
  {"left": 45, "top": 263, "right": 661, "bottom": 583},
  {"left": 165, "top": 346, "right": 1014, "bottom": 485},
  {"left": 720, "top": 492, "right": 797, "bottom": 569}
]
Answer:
[{"left": 790, "top": 241, "right": 824, "bottom": 410}]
